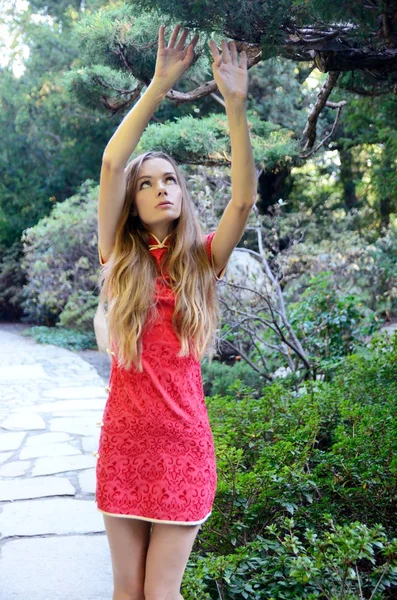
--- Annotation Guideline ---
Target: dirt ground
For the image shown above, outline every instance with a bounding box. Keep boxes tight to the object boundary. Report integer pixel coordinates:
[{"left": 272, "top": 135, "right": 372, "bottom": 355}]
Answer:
[{"left": 0, "top": 321, "right": 111, "bottom": 382}]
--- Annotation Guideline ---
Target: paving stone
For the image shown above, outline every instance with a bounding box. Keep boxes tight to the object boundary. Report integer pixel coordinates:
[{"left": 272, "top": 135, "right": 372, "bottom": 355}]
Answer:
[
  {"left": 0, "top": 326, "right": 115, "bottom": 598},
  {"left": 49, "top": 417, "right": 100, "bottom": 436},
  {"left": 42, "top": 386, "right": 107, "bottom": 399},
  {"left": 0, "top": 498, "right": 104, "bottom": 538},
  {"left": 0, "top": 364, "right": 49, "bottom": 380},
  {"left": 24, "top": 432, "right": 71, "bottom": 446},
  {"left": 0, "top": 413, "right": 46, "bottom": 431},
  {"left": 12, "top": 399, "right": 106, "bottom": 413},
  {"left": 79, "top": 468, "right": 96, "bottom": 494},
  {"left": 0, "top": 431, "right": 26, "bottom": 452},
  {"left": 52, "top": 410, "right": 104, "bottom": 419},
  {"left": 32, "top": 454, "right": 96, "bottom": 477},
  {"left": 0, "top": 460, "right": 31, "bottom": 477},
  {"left": 0, "top": 535, "right": 113, "bottom": 600},
  {"left": 81, "top": 435, "right": 101, "bottom": 452},
  {"left": 0, "top": 475, "right": 75, "bottom": 501},
  {"left": 0, "top": 452, "right": 14, "bottom": 464},
  {"left": 20, "top": 442, "right": 81, "bottom": 460}
]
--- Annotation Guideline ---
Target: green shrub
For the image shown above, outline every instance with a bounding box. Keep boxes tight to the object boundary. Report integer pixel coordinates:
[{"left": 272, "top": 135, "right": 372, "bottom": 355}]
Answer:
[
  {"left": 287, "top": 271, "right": 379, "bottom": 378},
  {"left": 201, "top": 359, "right": 265, "bottom": 398},
  {"left": 184, "top": 518, "right": 397, "bottom": 599},
  {"left": 0, "top": 240, "right": 27, "bottom": 320},
  {"left": 182, "top": 332, "right": 397, "bottom": 598},
  {"left": 20, "top": 179, "right": 100, "bottom": 328},
  {"left": 22, "top": 325, "right": 97, "bottom": 350}
]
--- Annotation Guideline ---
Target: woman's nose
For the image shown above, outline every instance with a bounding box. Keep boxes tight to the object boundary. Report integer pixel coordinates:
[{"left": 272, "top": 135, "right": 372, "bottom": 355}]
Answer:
[{"left": 156, "top": 183, "right": 167, "bottom": 194}]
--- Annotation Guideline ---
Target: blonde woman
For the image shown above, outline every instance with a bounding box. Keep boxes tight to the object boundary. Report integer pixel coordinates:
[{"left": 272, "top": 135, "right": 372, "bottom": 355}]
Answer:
[{"left": 95, "top": 22, "right": 257, "bottom": 600}]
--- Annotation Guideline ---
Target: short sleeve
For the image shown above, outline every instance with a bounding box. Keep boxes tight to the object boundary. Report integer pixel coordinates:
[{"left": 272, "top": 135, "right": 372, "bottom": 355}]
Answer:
[{"left": 204, "top": 231, "right": 228, "bottom": 281}]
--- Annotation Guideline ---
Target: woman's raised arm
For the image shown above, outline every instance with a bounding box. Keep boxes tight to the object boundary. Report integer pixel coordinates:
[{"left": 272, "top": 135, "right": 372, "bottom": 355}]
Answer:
[
  {"left": 98, "top": 24, "right": 199, "bottom": 262},
  {"left": 102, "top": 24, "right": 199, "bottom": 169}
]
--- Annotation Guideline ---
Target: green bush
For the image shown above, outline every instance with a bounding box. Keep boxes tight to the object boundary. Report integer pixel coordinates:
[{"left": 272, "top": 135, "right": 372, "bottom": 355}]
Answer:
[
  {"left": 283, "top": 226, "right": 397, "bottom": 326},
  {"left": 20, "top": 179, "right": 101, "bottom": 329},
  {"left": 182, "top": 332, "right": 397, "bottom": 598},
  {"left": 0, "top": 240, "right": 27, "bottom": 320},
  {"left": 22, "top": 325, "right": 97, "bottom": 350},
  {"left": 287, "top": 271, "right": 379, "bottom": 378},
  {"left": 133, "top": 112, "right": 299, "bottom": 171},
  {"left": 184, "top": 519, "right": 397, "bottom": 599},
  {"left": 201, "top": 359, "right": 265, "bottom": 398}
]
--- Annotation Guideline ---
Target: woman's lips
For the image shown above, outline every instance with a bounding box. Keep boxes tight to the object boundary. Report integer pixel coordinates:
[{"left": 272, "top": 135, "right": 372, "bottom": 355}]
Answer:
[{"left": 157, "top": 202, "right": 173, "bottom": 208}]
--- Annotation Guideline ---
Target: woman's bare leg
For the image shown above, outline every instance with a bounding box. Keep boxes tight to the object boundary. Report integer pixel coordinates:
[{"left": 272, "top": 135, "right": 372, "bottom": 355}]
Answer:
[
  {"left": 103, "top": 514, "right": 152, "bottom": 600},
  {"left": 143, "top": 522, "right": 200, "bottom": 600}
]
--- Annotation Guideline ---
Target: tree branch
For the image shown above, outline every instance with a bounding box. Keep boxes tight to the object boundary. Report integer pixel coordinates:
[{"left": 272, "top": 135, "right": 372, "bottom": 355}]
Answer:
[
  {"left": 301, "top": 70, "right": 342, "bottom": 152},
  {"left": 301, "top": 100, "right": 346, "bottom": 158}
]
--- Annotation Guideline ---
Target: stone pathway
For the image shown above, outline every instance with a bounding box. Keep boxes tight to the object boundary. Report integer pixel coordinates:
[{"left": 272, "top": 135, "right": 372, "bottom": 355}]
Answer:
[{"left": 0, "top": 327, "right": 114, "bottom": 600}]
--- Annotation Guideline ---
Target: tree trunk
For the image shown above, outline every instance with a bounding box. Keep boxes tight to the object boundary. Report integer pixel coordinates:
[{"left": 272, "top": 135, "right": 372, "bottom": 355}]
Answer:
[
  {"left": 257, "top": 167, "right": 293, "bottom": 215},
  {"left": 380, "top": 196, "right": 391, "bottom": 229},
  {"left": 339, "top": 147, "right": 359, "bottom": 211}
]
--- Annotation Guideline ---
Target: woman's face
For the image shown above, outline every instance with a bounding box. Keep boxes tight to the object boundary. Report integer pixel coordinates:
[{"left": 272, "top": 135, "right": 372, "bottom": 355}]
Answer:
[{"left": 134, "top": 158, "right": 182, "bottom": 230}]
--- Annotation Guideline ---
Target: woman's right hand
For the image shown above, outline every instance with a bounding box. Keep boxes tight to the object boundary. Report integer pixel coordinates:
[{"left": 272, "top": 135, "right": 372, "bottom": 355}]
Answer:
[{"left": 152, "top": 24, "right": 199, "bottom": 94}]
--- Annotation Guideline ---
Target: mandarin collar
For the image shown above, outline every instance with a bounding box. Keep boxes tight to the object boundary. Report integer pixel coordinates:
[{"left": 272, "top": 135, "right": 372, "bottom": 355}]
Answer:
[{"left": 147, "top": 231, "right": 174, "bottom": 251}]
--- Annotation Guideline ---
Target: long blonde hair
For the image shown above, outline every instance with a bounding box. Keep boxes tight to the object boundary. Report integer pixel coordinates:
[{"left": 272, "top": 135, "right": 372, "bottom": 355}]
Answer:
[{"left": 98, "top": 151, "right": 220, "bottom": 372}]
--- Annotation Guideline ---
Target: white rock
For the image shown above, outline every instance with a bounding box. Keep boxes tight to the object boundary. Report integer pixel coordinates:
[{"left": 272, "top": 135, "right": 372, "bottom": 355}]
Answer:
[
  {"left": 0, "top": 364, "right": 49, "bottom": 380},
  {"left": 49, "top": 417, "right": 101, "bottom": 436},
  {"left": 79, "top": 468, "right": 96, "bottom": 494},
  {"left": 0, "top": 498, "right": 104, "bottom": 538},
  {"left": 42, "top": 386, "right": 107, "bottom": 399},
  {"left": 20, "top": 442, "right": 81, "bottom": 460},
  {"left": 0, "top": 431, "right": 26, "bottom": 452},
  {"left": 0, "top": 451, "right": 14, "bottom": 464},
  {"left": 1, "top": 413, "right": 46, "bottom": 431},
  {"left": 13, "top": 399, "right": 107, "bottom": 413},
  {"left": 0, "top": 536, "right": 113, "bottom": 600},
  {"left": 25, "top": 432, "right": 71, "bottom": 446},
  {"left": 220, "top": 249, "right": 275, "bottom": 306},
  {"left": 0, "top": 460, "right": 31, "bottom": 477},
  {"left": 0, "top": 475, "right": 75, "bottom": 501},
  {"left": 32, "top": 454, "right": 96, "bottom": 477}
]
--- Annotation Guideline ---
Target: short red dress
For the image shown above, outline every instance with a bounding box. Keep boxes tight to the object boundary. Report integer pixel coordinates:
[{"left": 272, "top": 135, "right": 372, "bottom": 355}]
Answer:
[{"left": 94, "top": 230, "right": 227, "bottom": 525}]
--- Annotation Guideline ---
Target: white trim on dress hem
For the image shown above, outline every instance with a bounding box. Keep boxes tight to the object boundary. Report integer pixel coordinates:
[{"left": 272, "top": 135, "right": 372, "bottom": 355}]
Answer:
[{"left": 97, "top": 507, "right": 211, "bottom": 526}]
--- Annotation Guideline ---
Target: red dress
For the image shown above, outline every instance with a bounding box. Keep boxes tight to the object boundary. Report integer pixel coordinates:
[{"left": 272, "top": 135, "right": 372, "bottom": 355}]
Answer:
[{"left": 94, "top": 230, "right": 227, "bottom": 525}]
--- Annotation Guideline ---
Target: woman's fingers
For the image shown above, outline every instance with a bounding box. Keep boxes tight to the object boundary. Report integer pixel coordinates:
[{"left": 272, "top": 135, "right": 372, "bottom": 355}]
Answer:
[
  {"left": 210, "top": 39, "right": 246, "bottom": 69},
  {"left": 158, "top": 24, "right": 165, "bottom": 50},
  {"left": 160, "top": 24, "right": 199, "bottom": 54},
  {"left": 209, "top": 40, "right": 222, "bottom": 66},
  {"left": 221, "top": 40, "right": 231, "bottom": 63},
  {"left": 187, "top": 34, "right": 200, "bottom": 55},
  {"left": 167, "top": 23, "right": 182, "bottom": 48},
  {"left": 175, "top": 28, "right": 189, "bottom": 51},
  {"left": 229, "top": 41, "right": 238, "bottom": 65}
]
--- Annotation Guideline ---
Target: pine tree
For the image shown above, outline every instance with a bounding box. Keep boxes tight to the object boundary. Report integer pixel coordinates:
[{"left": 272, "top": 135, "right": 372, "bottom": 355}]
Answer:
[{"left": 66, "top": 0, "right": 397, "bottom": 158}]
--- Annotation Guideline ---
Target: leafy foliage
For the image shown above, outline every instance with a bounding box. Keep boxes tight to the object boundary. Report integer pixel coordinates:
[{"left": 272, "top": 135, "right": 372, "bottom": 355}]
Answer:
[
  {"left": 22, "top": 325, "right": 97, "bottom": 350},
  {"left": 181, "top": 333, "right": 397, "bottom": 598},
  {"left": 132, "top": 112, "right": 299, "bottom": 169},
  {"left": 20, "top": 179, "right": 100, "bottom": 328}
]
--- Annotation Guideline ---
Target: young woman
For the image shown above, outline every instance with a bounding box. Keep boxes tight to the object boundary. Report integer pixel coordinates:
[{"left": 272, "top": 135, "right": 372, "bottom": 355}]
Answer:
[{"left": 95, "top": 23, "right": 257, "bottom": 600}]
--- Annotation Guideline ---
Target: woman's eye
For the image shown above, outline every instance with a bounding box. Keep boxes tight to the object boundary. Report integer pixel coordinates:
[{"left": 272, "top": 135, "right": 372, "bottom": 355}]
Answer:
[{"left": 140, "top": 176, "right": 176, "bottom": 189}]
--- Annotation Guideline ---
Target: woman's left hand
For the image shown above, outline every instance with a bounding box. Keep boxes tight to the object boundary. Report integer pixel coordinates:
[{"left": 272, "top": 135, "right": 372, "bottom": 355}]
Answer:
[{"left": 209, "top": 39, "right": 248, "bottom": 102}]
